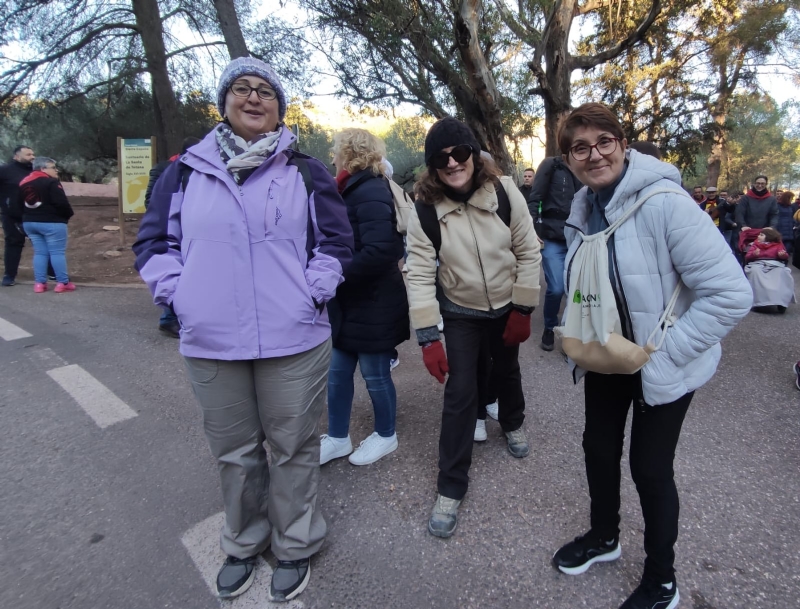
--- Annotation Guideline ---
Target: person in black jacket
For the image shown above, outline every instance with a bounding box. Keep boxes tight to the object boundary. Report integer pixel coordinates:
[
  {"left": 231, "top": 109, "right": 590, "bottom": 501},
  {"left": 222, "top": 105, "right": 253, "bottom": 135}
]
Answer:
[
  {"left": 16, "top": 157, "right": 75, "bottom": 293},
  {"left": 518, "top": 167, "right": 534, "bottom": 202},
  {"left": 527, "top": 156, "right": 582, "bottom": 351},
  {"left": 0, "top": 145, "right": 34, "bottom": 286},
  {"left": 320, "top": 128, "right": 409, "bottom": 467},
  {"left": 143, "top": 137, "right": 201, "bottom": 337}
]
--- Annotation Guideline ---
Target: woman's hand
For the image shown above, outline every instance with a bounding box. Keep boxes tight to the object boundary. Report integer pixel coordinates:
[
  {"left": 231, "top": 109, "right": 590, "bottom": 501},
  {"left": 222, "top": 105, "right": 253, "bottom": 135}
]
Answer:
[
  {"left": 421, "top": 341, "right": 449, "bottom": 383},
  {"left": 502, "top": 310, "right": 532, "bottom": 346}
]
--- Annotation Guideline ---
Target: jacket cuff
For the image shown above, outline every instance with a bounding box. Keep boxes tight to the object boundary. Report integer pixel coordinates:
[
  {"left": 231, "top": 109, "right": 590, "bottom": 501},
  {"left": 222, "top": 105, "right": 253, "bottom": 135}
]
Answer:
[
  {"left": 416, "top": 326, "right": 441, "bottom": 345},
  {"left": 512, "top": 284, "right": 540, "bottom": 308},
  {"left": 410, "top": 304, "right": 441, "bottom": 330}
]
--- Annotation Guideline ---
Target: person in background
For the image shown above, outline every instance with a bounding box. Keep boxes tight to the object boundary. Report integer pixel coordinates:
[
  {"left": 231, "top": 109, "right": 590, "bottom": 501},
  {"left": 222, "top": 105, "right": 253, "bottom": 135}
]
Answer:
[
  {"left": 528, "top": 154, "right": 582, "bottom": 351},
  {"left": 775, "top": 191, "right": 797, "bottom": 256},
  {"left": 551, "top": 103, "right": 751, "bottom": 609},
  {"left": 143, "top": 136, "right": 202, "bottom": 338},
  {"left": 737, "top": 175, "right": 778, "bottom": 231},
  {"left": 744, "top": 227, "right": 789, "bottom": 263},
  {"left": 133, "top": 57, "right": 353, "bottom": 603},
  {"left": 407, "top": 117, "right": 541, "bottom": 539},
  {"left": 691, "top": 185, "right": 705, "bottom": 207},
  {"left": 519, "top": 167, "right": 534, "bottom": 202},
  {"left": 320, "top": 128, "right": 409, "bottom": 466},
  {"left": 15, "top": 157, "right": 75, "bottom": 293},
  {"left": 0, "top": 145, "right": 34, "bottom": 286},
  {"left": 628, "top": 141, "right": 662, "bottom": 160}
]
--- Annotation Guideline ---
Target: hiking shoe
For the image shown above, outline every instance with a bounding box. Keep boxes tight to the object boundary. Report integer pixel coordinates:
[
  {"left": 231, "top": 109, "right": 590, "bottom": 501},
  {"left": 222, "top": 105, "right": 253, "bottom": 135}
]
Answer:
[
  {"left": 794, "top": 361, "right": 800, "bottom": 391},
  {"left": 320, "top": 434, "right": 352, "bottom": 465},
  {"left": 349, "top": 432, "right": 397, "bottom": 465},
  {"left": 474, "top": 418, "right": 487, "bottom": 442},
  {"left": 216, "top": 555, "right": 256, "bottom": 599},
  {"left": 552, "top": 530, "right": 621, "bottom": 575},
  {"left": 485, "top": 401, "right": 499, "bottom": 421},
  {"left": 158, "top": 320, "right": 180, "bottom": 338},
  {"left": 33, "top": 282, "right": 47, "bottom": 293},
  {"left": 620, "top": 576, "right": 679, "bottom": 609},
  {"left": 2, "top": 276, "right": 15, "bottom": 286},
  {"left": 428, "top": 494, "right": 462, "bottom": 538},
  {"left": 541, "top": 328, "right": 555, "bottom": 351},
  {"left": 54, "top": 282, "right": 76, "bottom": 293},
  {"left": 270, "top": 557, "right": 310, "bottom": 602},
  {"left": 505, "top": 428, "right": 529, "bottom": 458},
  {"left": 390, "top": 356, "right": 400, "bottom": 371}
]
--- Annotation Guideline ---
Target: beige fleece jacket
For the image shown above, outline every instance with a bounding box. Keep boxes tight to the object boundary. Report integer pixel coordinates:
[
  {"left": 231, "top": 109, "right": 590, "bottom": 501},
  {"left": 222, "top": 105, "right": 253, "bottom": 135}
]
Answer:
[{"left": 406, "top": 176, "right": 542, "bottom": 329}]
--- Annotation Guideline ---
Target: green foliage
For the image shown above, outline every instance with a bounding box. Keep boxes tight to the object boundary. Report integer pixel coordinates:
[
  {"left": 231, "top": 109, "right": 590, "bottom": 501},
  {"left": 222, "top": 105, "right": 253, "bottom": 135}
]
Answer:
[
  {"left": 383, "top": 116, "right": 427, "bottom": 187},
  {"left": 0, "top": 89, "right": 218, "bottom": 182},
  {"left": 285, "top": 101, "right": 334, "bottom": 168}
]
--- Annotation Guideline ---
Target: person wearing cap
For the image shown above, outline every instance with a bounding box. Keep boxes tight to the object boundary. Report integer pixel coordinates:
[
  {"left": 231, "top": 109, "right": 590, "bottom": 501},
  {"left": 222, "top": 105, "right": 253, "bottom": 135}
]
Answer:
[
  {"left": 406, "top": 117, "right": 541, "bottom": 539},
  {"left": 133, "top": 56, "right": 354, "bottom": 602}
]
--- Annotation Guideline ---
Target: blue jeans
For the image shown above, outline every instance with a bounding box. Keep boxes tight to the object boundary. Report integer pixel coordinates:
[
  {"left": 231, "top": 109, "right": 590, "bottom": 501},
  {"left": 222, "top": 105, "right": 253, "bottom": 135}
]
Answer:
[
  {"left": 327, "top": 348, "right": 397, "bottom": 438},
  {"left": 541, "top": 239, "right": 568, "bottom": 331},
  {"left": 160, "top": 308, "right": 178, "bottom": 325},
  {"left": 23, "top": 222, "right": 69, "bottom": 284}
]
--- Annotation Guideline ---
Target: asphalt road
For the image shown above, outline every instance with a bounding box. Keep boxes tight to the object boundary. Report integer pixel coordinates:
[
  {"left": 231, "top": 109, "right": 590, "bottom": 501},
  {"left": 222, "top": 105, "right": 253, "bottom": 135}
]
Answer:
[{"left": 0, "top": 273, "right": 798, "bottom": 609}]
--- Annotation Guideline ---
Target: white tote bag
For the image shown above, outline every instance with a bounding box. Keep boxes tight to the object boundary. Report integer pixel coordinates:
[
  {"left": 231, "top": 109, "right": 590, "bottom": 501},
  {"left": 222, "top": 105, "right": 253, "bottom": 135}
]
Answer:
[{"left": 559, "top": 189, "right": 684, "bottom": 375}]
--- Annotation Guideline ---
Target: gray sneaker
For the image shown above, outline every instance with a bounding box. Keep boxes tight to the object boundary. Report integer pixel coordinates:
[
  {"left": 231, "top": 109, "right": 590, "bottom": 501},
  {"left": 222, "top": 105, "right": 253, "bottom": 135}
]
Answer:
[
  {"left": 505, "top": 428, "right": 529, "bottom": 458},
  {"left": 427, "top": 494, "right": 462, "bottom": 538}
]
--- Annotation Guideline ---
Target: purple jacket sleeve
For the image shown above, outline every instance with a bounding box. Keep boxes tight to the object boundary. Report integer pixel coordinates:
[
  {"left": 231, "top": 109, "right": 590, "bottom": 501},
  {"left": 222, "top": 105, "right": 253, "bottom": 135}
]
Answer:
[
  {"left": 304, "top": 158, "right": 354, "bottom": 303},
  {"left": 132, "top": 161, "right": 184, "bottom": 307}
]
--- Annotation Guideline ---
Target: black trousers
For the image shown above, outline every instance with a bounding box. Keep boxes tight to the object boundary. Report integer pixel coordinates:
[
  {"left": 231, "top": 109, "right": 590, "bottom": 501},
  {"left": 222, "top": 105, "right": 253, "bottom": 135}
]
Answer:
[
  {"left": 438, "top": 313, "right": 525, "bottom": 500},
  {"left": 1, "top": 212, "right": 25, "bottom": 279},
  {"left": 583, "top": 372, "right": 692, "bottom": 582}
]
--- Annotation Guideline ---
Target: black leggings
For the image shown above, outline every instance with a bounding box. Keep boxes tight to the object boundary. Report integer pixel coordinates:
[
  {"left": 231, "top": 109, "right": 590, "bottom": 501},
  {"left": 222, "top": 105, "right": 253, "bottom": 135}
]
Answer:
[{"left": 583, "top": 372, "right": 692, "bottom": 582}]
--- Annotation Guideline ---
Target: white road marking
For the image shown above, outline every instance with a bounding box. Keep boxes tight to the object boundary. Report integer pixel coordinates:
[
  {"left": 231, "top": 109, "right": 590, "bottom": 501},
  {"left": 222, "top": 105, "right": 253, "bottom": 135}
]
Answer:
[
  {"left": 180, "top": 512, "right": 303, "bottom": 608},
  {"left": 0, "top": 316, "right": 32, "bottom": 341},
  {"left": 46, "top": 364, "right": 138, "bottom": 428}
]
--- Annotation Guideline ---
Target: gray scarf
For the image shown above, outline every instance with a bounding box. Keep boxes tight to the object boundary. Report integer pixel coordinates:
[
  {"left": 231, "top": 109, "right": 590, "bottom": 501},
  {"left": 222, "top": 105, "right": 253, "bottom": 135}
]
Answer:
[{"left": 215, "top": 123, "right": 282, "bottom": 184}]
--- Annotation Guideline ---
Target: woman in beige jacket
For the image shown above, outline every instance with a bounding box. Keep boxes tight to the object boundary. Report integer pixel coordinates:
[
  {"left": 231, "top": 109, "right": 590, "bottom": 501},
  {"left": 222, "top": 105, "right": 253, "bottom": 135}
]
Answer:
[{"left": 406, "top": 117, "right": 541, "bottom": 539}]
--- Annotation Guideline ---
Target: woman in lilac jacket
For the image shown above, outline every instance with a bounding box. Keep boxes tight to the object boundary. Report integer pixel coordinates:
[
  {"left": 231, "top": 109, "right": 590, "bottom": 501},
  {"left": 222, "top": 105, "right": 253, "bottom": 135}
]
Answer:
[{"left": 133, "top": 57, "right": 353, "bottom": 603}]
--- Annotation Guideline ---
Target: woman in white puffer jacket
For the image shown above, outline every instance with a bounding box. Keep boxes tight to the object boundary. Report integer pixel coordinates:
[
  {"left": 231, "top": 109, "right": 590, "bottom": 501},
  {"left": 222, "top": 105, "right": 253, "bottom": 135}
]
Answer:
[{"left": 550, "top": 103, "right": 752, "bottom": 609}]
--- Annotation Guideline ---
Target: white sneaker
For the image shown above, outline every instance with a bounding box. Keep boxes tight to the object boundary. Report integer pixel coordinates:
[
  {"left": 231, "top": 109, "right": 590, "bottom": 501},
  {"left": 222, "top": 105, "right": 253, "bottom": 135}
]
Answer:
[
  {"left": 320, "top": 434, "right": 352, "bottom": 465},
  {"left": 348, "top": 432, "right": 398, "bottom": 465},
  {"left": 390, "top": 356, "right": 400, "bottom": 371},
  {"left": 474, "top": 419, "right": 487, "bottom": 442},
  {"left": 485, "top": 402, "right": 498, "bottom": 421}
]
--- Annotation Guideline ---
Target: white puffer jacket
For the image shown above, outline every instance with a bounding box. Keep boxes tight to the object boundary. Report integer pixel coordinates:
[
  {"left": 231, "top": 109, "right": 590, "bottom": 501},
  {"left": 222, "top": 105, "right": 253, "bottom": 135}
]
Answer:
[{"left": 563, "top": 150, "right": 753, "bottom": 405}]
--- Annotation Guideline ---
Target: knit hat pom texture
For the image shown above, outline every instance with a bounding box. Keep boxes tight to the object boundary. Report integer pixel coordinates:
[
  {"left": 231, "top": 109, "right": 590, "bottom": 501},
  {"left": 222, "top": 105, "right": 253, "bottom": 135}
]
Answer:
[{"left": 216, "top": 57, "right": 287, "bottom": 122}]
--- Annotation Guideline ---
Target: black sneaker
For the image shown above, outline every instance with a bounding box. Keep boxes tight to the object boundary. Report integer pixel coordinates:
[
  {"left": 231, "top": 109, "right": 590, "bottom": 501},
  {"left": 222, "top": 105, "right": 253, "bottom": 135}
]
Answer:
[
  {"left": 1, "top": 276, "right": 15, "bottom": 287},
  {"left": 270, "top": 557, "right": 311, "bottom": 602},
  {"left": 216, "top": 555, "right": 256, "bottom": 599},
  {"left": 540, "top": 328, "right": 555, "bottom": 351},
  {"left": 552, "top": 530, "right": 621, "bottom": 575},
  {"left": 620, "top": 576, "right": 679, "bottom": 609},
  {"left": 158, "top": 320, "right": 181, "bottom": 338}
]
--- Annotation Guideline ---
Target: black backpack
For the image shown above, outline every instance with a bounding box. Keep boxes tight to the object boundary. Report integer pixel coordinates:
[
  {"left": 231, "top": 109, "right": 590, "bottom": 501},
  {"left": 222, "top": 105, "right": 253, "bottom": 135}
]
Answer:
[{"left": 413, "top": 180, "right": 511, "bottom": 258}]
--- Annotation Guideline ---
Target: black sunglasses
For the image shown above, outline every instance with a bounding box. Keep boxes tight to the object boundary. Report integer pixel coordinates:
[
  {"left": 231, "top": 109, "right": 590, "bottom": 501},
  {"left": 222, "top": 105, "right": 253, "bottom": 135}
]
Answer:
[{"left": 431, "top": 145, "right": 473, "bottom": 169}]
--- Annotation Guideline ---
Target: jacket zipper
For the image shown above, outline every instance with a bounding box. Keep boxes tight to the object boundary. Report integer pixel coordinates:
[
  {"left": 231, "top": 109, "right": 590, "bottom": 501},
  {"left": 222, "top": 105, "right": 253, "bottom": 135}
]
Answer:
[{"left": 464, "top": 205, "right": 493, "bottom": 310}]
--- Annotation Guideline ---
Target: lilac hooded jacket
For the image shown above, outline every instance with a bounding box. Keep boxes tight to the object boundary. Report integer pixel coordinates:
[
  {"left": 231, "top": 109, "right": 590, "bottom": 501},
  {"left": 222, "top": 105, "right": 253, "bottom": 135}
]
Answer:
[{"left": 133, "top": 126, "right": 354, "bottom": 359}]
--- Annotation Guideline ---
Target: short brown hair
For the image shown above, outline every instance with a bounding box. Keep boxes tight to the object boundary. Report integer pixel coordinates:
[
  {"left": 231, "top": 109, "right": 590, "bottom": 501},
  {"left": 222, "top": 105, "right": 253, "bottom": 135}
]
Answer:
[
  {"left": 760, "top": 227, "right": 782, "bottom": 243},
  {"left": 414, "top": 153, "right": 502, "bottom": 204},
  {"left": 780, "top": 191, "right": 794, "bottom": 205},
  {"left": 558, "top": 103, "right": 625, "bottom": 156},
  {"left": 331, "top": 128, "right": 386, "bottom": 175}
]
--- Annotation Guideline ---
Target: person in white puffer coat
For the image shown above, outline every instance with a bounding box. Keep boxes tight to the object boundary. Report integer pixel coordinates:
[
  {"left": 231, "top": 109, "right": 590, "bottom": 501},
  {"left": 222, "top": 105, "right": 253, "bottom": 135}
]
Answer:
[{"left": 550, "top": 103, "right": 752, "bottom": 609}]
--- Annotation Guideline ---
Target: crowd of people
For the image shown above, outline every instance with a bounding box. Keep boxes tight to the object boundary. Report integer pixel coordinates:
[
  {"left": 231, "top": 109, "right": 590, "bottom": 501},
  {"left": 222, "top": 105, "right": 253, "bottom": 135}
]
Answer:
[{"left": 1, "top": 54, "right": 795, "bottom": 609}]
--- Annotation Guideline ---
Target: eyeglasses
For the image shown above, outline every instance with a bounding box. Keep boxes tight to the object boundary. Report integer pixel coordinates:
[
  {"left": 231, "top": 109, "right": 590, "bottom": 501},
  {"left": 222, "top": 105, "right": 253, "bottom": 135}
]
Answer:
[
  {"left": 569, "top": 137, "right": 620, "bottom": 161},
  {"left": 431, "top": 145, "right": 473, "bottom": 169},
  {"left": 229, "top": 82, "right": 277, "bottom": 101}
]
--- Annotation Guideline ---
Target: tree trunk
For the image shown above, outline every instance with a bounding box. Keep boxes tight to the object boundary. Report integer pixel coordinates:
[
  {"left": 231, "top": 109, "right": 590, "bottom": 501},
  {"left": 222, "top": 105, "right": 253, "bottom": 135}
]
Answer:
[
  {"left": 706, "top": 109, "right": 726, "bottom": 188},
  {"left": 541, "top": 0, "right": 575, "bottom": 157},
  {"left": 454, "top": 0, "right": 513, "bottom": 174},
  {"left": 212, "top": 0, "right": 249, "bottom": 59},
  {"left": 131, "top": 0, "right": 183, "bottom": 160}
]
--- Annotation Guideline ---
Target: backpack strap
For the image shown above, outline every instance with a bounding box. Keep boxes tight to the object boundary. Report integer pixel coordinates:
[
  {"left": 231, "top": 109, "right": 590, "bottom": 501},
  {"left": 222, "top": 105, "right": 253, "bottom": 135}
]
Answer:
[
  {"left": 179, "top": 163, "right": 193, "bottom": 192},
  {"left": 414, "top": 201, "right": 441, "bottom": 259},
  {"left": 604, "top": 188, "right": 687, "bottom": 238},
  {"left": 284, "top": 151, "right": 316, "bottom": 267},
  {"left": 494, "top": 179, "right": 511, "bottom": 228},
  {"left": 287, "top": 154, "right": 313, "bottom": 200}
]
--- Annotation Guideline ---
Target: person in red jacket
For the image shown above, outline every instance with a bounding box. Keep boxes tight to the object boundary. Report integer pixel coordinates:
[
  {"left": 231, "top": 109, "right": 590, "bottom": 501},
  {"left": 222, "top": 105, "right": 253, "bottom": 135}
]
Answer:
[
  {"left": 16, "top": 157, "right": 75, "bottom": 293},
  {"left": 745, "top": 227, "right": 789, "bottom": 263}
]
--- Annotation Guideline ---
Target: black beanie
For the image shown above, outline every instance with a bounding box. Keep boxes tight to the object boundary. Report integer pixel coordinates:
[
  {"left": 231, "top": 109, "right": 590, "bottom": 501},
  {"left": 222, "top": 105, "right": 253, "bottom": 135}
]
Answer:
[{"left": 424, "top": 117, "right": 481, "bottom": 166}]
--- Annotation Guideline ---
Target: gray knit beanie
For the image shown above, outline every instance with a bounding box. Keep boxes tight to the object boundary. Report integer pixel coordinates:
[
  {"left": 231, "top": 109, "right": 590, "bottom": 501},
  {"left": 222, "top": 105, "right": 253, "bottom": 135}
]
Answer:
[{"left": 216, "top": 57, "right": 287, "bottom": 121}]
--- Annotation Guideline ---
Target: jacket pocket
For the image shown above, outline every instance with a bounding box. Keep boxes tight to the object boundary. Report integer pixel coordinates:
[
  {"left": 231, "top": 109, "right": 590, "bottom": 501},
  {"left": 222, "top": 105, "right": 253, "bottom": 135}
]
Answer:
[{"left": 266, "top": 177, "right": 307, "bottom": 240}]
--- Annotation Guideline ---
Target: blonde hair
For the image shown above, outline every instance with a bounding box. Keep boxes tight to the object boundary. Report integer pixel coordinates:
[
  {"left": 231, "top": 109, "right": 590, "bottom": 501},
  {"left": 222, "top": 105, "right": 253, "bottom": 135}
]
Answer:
[{"left": 331, "top": 128, "right": 386, "bottom": 175}]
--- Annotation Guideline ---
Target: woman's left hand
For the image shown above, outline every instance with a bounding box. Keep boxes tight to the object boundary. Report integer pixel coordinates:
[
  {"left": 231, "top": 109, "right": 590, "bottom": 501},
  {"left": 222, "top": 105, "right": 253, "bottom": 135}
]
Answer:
[{"left": 502, "top": 310, "right": 531, "bottom": 346}]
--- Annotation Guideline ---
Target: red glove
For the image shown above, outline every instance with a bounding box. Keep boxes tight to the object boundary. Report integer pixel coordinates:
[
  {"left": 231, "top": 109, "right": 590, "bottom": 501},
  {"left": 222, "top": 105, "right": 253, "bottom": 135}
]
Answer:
[
  {"left": 422, "top": 341, "right": 449, "bottom": 383},
  {"left": 502, "top": 309, "right": 531, "bottom": 346}
]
